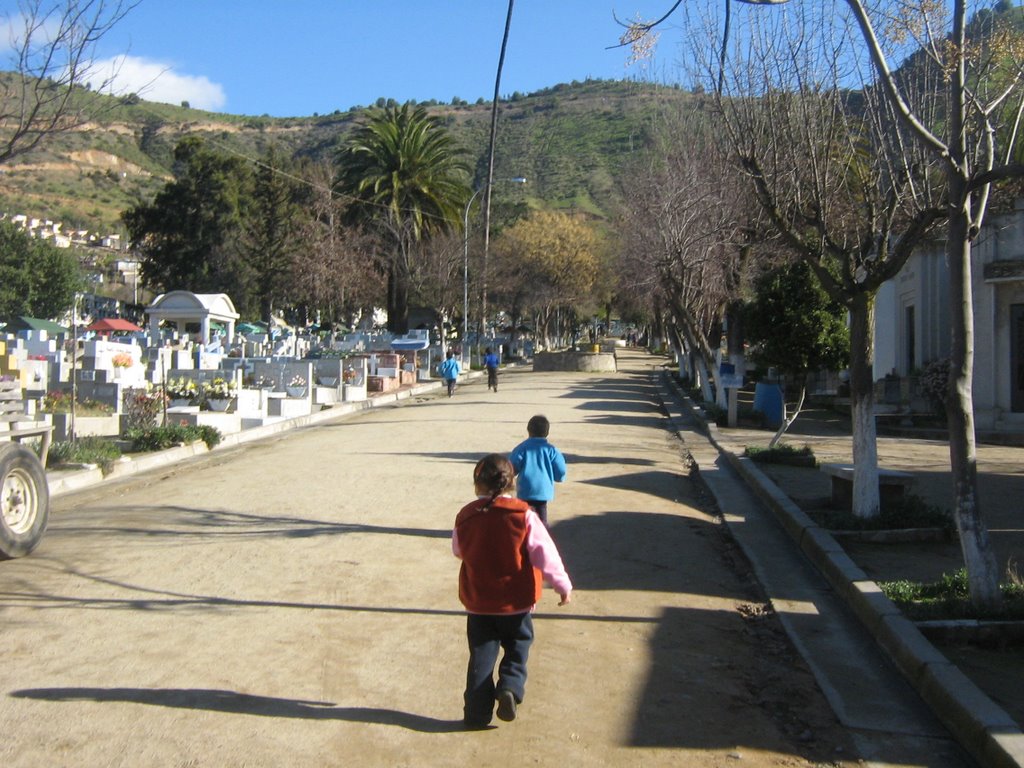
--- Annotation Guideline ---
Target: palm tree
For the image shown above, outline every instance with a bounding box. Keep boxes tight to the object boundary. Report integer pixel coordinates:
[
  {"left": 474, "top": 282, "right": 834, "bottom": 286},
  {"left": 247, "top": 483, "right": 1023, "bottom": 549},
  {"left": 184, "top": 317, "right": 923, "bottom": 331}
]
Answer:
[{"left": 335, "top": 104, "right": 468, "bottom": 333}]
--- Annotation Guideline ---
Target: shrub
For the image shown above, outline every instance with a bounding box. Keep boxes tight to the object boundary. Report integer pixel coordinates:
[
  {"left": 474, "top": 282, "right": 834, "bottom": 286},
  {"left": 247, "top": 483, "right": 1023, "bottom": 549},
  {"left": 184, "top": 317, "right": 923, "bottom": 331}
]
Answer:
[
  {"left": 125, "top": 423, "right": 222, "bottom": 452},
  {"left": 880, "top": 568, "right": 1024, "bottom": 620},
  {"left": 121, "top": 386, "right": 166, "bottom": 434},
  {"left": 809, "top": 493, "right": 954, "bottom": 532},
  {"left": 745, "top": 443, "right": 816, "bottom": 467},
  {"left": 48, "top": 436, "right": 122, "bottom": 474}
]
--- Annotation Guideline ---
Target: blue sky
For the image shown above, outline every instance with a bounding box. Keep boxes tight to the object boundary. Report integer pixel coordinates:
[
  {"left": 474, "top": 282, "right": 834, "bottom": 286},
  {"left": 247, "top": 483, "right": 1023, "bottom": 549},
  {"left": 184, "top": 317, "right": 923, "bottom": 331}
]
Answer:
[{"left": 10, "top": 1, "right": 681, "bottom": 117}]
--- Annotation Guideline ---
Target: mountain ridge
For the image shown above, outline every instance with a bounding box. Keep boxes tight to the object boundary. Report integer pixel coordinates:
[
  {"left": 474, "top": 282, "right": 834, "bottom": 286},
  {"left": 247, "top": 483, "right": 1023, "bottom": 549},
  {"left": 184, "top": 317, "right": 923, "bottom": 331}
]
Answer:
[{"left": 0, "top": 76, "right": 690, "bottom": 233}]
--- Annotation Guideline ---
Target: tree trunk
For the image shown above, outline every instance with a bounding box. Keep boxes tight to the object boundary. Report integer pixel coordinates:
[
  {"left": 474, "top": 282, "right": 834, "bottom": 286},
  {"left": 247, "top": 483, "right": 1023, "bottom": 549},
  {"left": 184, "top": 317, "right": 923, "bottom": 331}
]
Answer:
[
  {"left": 768, "top": 377, "right": 807, "bottom": 449},
  {"left": 387, "top": 268, "right": 409, "bottom": 334},
  {"left": 848, "top": 292, "right": 881, "bottom": 518},
  {"left": 946, "top": 191, "right": 1003, "bottom": 611}
]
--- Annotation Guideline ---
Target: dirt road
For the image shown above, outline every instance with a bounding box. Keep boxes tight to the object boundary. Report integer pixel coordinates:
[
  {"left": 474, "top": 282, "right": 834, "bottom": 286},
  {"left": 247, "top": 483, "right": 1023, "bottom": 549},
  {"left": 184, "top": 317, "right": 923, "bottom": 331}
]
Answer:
[{"left": 1, "top": 352, "right": 861, "bottom": 767}]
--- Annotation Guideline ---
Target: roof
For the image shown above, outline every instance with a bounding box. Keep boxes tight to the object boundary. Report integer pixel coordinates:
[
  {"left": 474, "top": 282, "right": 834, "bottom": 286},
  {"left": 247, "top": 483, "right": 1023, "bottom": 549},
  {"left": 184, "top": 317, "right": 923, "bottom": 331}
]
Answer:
[
  {"left": 85, "top": 317, "right": 143, "bottom": 333},
  {"left": 146, "top": 291, "right": 239, "bottom": 320},
  {"left": 8, "top": 316, "right": 68, "bottom": 334}
]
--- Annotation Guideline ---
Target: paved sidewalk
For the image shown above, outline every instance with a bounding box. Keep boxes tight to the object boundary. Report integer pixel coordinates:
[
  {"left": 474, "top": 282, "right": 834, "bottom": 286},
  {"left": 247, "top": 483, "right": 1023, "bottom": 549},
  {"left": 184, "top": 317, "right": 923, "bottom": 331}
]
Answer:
[{"left": 658, "top": 377, "right": 1024, "bottom": 768}]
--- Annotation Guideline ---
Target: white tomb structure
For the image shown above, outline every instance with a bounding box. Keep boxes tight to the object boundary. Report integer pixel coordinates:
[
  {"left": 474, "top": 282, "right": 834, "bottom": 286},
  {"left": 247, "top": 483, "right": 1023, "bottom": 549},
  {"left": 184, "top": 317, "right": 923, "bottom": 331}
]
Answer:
[{"left": 146, "top": 291, "right": 239, "bottom": 347}]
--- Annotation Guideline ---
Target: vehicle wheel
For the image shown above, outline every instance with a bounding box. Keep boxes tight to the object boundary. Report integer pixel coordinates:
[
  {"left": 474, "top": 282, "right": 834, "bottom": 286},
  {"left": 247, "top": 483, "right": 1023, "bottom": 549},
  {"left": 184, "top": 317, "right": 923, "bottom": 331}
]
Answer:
[{"left": 0, "top": 442, "right": 50, "bottom": 560}]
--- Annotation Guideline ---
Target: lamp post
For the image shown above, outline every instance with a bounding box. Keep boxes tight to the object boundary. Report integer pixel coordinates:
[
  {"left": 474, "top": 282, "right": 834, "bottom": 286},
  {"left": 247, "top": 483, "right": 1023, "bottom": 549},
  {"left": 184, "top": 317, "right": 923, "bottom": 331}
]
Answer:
[{"left": 462, "top": 176, "right": 525, "bottom": 368}]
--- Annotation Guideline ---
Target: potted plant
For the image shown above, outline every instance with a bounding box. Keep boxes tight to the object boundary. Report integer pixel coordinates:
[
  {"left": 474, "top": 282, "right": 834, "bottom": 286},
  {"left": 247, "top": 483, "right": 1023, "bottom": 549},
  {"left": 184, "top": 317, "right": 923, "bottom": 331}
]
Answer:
[
  {"left": 164, "top": 376, "right": 198, "bottom": 406},
  {"left": 286, "top": 374, "right": 307, "bottom": 398},
  {"left": 202, "top": 377, "right": 237, "bottom": 411}
]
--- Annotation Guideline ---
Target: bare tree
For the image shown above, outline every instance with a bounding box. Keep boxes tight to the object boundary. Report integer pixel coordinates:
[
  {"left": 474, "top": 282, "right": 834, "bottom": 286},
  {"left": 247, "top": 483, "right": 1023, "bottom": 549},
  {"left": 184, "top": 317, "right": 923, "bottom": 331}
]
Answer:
[
  {"left": 0, "top": 0, "right": 137, "bottom": 164},
  {"left": 616, "top": 106, "right": 753, "bottom": 403},
  {"left": 674, "top": 2, "right": 944, "bottom": 519},
  {"left": 637, "top": 0, "right": 1019, "bottom": 609},
  {"left": 844, "top": 0, "right": 1024, "bottom": 610},
  {"left": 406, "top": 229, "right": 465, "bottom": 353},
  {"left": 292, "top": 163, "right": 383, "bottom": 329}
]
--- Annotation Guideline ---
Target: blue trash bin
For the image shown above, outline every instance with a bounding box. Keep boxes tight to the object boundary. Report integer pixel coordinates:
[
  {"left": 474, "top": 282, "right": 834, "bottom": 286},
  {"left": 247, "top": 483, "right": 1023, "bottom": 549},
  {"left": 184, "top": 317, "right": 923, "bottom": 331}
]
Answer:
[{"left": 752, "top": 382, "right": 784, "bottom": 429}]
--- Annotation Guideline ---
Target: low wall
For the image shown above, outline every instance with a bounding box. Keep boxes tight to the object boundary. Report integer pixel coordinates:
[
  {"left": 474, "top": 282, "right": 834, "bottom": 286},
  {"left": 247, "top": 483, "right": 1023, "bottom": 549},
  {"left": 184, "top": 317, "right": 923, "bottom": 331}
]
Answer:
[{"left": 533, "top": 350, "right": 617, "bottom": 373}]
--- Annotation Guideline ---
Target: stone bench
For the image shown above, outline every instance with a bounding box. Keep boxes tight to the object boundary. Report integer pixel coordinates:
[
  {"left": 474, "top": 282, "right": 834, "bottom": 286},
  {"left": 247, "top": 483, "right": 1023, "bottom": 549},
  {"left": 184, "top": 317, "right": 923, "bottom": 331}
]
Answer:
[
  {"left": 0, "top": 379, "right": 53, "bottom": 466},
  {"left": 820, "top": 462, "right": 915, "bottom": 510}
]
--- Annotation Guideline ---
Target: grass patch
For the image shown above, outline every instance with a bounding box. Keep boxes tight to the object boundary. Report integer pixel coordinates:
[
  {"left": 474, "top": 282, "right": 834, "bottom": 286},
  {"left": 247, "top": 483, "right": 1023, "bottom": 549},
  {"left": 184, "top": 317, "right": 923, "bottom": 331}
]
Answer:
[
  {"left": 745, "top": 443, "right": 816, "bottom": 467},
  {"left": 880, "top": 568, "right": 1024, "bottom": 621},
  {"left": 48, "top": 436, "right": 122, "bottom": 474},
  {"left": 125, "top": 424, "right": 222, "bottom": 452},
  {"left": 808, "top": 493, "right": 955, "bottom": 532}
]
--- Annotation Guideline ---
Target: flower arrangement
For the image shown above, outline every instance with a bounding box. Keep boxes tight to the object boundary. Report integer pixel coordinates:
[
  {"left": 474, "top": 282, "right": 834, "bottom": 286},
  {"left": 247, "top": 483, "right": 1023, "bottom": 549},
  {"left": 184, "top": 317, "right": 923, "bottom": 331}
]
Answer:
[
  {"left": 111, "top": 352, "right": 134, "bottom": 368},
  {"left": 164, "top": 376, "right": 198, "bottom": 400},
  {"left": 288, "top": 375, "right": 307, "bottom": 388},
  {"left": 202, "top": 377, "right": 237, "bottom": 398}
]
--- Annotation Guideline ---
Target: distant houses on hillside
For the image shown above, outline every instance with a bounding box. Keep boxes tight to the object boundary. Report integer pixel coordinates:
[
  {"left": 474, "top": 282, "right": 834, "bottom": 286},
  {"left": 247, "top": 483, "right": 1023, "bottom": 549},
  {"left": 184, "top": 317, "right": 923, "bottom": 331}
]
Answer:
[
  {"left": 2, "top": 211, "right": 142, "bottom": 309},
  {"left": 2, "top": 212, "right": 125, "bottom": 251}
]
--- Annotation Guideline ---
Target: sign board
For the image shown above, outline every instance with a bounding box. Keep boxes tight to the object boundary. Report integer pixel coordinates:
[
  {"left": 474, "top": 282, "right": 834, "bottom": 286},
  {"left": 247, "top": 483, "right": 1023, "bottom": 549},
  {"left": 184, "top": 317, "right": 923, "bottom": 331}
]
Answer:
[{"left": 719, "top": 362, "right": 743, "bottom": 389}]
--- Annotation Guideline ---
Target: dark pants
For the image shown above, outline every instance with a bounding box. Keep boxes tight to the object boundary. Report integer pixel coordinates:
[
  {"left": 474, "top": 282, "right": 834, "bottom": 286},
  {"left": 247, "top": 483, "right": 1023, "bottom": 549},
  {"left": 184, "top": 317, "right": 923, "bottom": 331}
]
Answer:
[
  {"left": 487, "top": 367, "right": 498, "bottom": 390},
  {"left": 524, "top": 499, "right": 548, "bottom": 527},
  {"left": 445, "top": 378, "right": 456, "bottom": 396},
  {"left": 463, "top": 612, "right": 534, "bottom": 725}
]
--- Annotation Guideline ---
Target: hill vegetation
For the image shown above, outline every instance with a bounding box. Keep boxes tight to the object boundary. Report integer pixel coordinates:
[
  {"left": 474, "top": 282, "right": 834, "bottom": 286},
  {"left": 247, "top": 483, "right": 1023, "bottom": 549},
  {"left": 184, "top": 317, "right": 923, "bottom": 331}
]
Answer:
[{"left": 0, "top": 76, "right": 691, "bottom": 233}]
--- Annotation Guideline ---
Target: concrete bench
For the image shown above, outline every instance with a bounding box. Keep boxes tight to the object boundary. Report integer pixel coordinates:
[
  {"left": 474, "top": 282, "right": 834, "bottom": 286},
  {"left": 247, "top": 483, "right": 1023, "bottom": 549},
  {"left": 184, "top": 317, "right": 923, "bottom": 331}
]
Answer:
[
  {"left": 0, "top": 379, "right": 53, "bottom": 466},
  {"left": 820, "top": 462, "right": 914, "bottom": 510}
]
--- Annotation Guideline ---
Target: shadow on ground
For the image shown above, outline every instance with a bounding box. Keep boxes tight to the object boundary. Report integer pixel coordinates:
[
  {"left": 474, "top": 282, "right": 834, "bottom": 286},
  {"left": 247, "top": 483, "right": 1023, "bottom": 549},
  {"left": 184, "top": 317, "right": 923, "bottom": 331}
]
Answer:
[{"left": 9, "top": 688, "right": 467, "bottom": 732}]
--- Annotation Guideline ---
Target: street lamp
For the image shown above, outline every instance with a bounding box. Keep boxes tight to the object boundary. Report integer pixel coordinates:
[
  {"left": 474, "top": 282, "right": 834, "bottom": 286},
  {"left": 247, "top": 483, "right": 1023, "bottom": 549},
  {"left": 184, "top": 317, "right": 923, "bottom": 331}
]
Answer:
[{"left": 462, "top": 176, "right": 526, "bottom": 368}]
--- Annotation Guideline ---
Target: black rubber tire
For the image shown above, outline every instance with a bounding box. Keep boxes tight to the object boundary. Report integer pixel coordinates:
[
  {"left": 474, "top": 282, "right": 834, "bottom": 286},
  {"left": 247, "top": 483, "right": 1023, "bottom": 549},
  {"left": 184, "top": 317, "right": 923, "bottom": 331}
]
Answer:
[{"left": 0, "top": 442, "right": 50, "bottom": 560}]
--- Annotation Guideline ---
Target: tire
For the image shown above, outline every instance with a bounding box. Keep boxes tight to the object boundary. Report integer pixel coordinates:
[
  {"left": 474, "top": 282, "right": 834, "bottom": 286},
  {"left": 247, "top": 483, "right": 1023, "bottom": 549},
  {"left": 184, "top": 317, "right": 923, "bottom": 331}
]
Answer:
[{"left": 0, "top": 442, "right": 50, "bottom": 560}]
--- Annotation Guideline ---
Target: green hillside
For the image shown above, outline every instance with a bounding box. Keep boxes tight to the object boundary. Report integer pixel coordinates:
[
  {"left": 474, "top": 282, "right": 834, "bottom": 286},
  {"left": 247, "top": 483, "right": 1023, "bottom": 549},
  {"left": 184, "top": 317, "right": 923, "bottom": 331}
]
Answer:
[{"left": 0, "top": 77, "right": 691, "bottom": 234}]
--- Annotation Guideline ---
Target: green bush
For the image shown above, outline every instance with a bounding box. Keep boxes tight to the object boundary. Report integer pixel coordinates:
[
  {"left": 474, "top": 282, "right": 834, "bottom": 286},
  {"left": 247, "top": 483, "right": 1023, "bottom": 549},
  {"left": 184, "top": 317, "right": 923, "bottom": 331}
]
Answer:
[
  {"left": 745, "top": 443, "right": 816, "bottom": 467},
  {"left": 880, "top": 568, "right": 1024, "bottom": 620},
  {"left": 121, "top": 387, "right": 166, "bottom": 433},
  {"left": 125, "top": 424, "right": 222, "bottom": 452},
  {"left": 48, "top": 436, "right": 122, "bottom": 474},
  {"left": 810, "top": 493, "right": 954, "bottom": 532}
]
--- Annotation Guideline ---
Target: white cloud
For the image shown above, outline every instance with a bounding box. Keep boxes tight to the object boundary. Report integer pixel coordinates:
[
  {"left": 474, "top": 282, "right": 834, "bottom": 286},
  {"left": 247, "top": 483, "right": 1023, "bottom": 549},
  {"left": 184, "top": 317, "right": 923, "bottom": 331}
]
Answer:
[{"left": 92, "top": 55, "right": 226, "bottom": 111}]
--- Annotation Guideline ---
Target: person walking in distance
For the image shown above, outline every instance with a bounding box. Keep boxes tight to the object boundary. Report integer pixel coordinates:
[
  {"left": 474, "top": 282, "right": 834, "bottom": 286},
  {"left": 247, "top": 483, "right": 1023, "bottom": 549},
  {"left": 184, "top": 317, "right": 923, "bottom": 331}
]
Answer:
[
  {"left": 484, "top": 347, "right": 500, "bottom": 392},
  {"left": 510, "top": 415, "right": 566, "bottom": 527},
  {"left": 439, "top": 349, "right": 461, "bottom": 397},
  {"left": 453, "top": 453, "right": 572, "bottom": 729}
]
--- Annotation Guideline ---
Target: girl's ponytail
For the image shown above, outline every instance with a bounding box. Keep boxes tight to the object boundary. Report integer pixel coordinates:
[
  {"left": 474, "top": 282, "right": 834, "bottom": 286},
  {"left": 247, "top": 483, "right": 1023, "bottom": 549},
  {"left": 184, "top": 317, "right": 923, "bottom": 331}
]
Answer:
[{"left": 473, "top": 453, "right": 515, "bottom": 510}]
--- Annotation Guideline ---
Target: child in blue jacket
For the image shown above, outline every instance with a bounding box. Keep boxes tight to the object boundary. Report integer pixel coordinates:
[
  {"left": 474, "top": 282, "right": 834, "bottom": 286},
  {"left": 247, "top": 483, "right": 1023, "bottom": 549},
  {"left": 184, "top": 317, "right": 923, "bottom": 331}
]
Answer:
[
  {"left": 509, "top": 415, "right": 566, "bottom": 527},
  {"left": 439, "top": 350, "right": 461, "bottom": 397}
]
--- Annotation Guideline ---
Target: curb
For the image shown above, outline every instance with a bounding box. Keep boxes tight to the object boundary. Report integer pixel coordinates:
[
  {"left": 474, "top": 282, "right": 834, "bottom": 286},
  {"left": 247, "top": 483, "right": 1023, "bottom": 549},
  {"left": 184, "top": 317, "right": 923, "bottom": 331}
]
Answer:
[{"left": 656, "top": 371, "right": 1024, "bottom": 768}]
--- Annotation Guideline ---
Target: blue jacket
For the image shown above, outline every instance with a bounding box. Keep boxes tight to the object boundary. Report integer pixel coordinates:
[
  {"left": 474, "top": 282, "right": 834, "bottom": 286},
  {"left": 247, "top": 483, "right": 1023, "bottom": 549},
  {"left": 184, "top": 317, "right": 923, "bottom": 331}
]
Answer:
[
  {"left": 510, "top": 437, "right": 566, "bottom": 502},
  {"left": 438, "top": 357, "right": 461, "bottom": 380},
  {"left": 484, "top": 352, "right": 499, "bottom": 369}
]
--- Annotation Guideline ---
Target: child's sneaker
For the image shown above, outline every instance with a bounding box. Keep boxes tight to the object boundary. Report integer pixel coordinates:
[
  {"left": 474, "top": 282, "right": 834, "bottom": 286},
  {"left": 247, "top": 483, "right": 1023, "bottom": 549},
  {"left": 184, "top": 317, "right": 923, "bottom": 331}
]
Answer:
[{"left": 495, "top": 689, "right": 517, "bottom": 722}]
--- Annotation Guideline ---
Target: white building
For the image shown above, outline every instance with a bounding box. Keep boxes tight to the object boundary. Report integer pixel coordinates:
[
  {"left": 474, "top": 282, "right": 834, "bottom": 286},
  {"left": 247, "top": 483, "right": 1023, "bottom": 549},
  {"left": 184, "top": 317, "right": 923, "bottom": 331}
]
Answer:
[{"left": 875, "top": 200, "right": 1024, "bottom": 429}]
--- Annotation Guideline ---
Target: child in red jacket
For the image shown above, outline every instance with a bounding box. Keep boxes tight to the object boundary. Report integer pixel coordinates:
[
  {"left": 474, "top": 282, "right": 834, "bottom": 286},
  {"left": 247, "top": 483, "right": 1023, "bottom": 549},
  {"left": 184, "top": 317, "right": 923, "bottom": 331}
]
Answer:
[{"left": 453, "top": 453, "right": 572, "bottom": 729}]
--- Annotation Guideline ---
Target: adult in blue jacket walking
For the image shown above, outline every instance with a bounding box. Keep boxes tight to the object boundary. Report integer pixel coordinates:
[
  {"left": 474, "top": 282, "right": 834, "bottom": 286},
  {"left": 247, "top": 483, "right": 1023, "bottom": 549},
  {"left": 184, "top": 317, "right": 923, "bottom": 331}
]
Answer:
[{"left": 509, "top": 414, "right": 566, "bottom": 527}]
